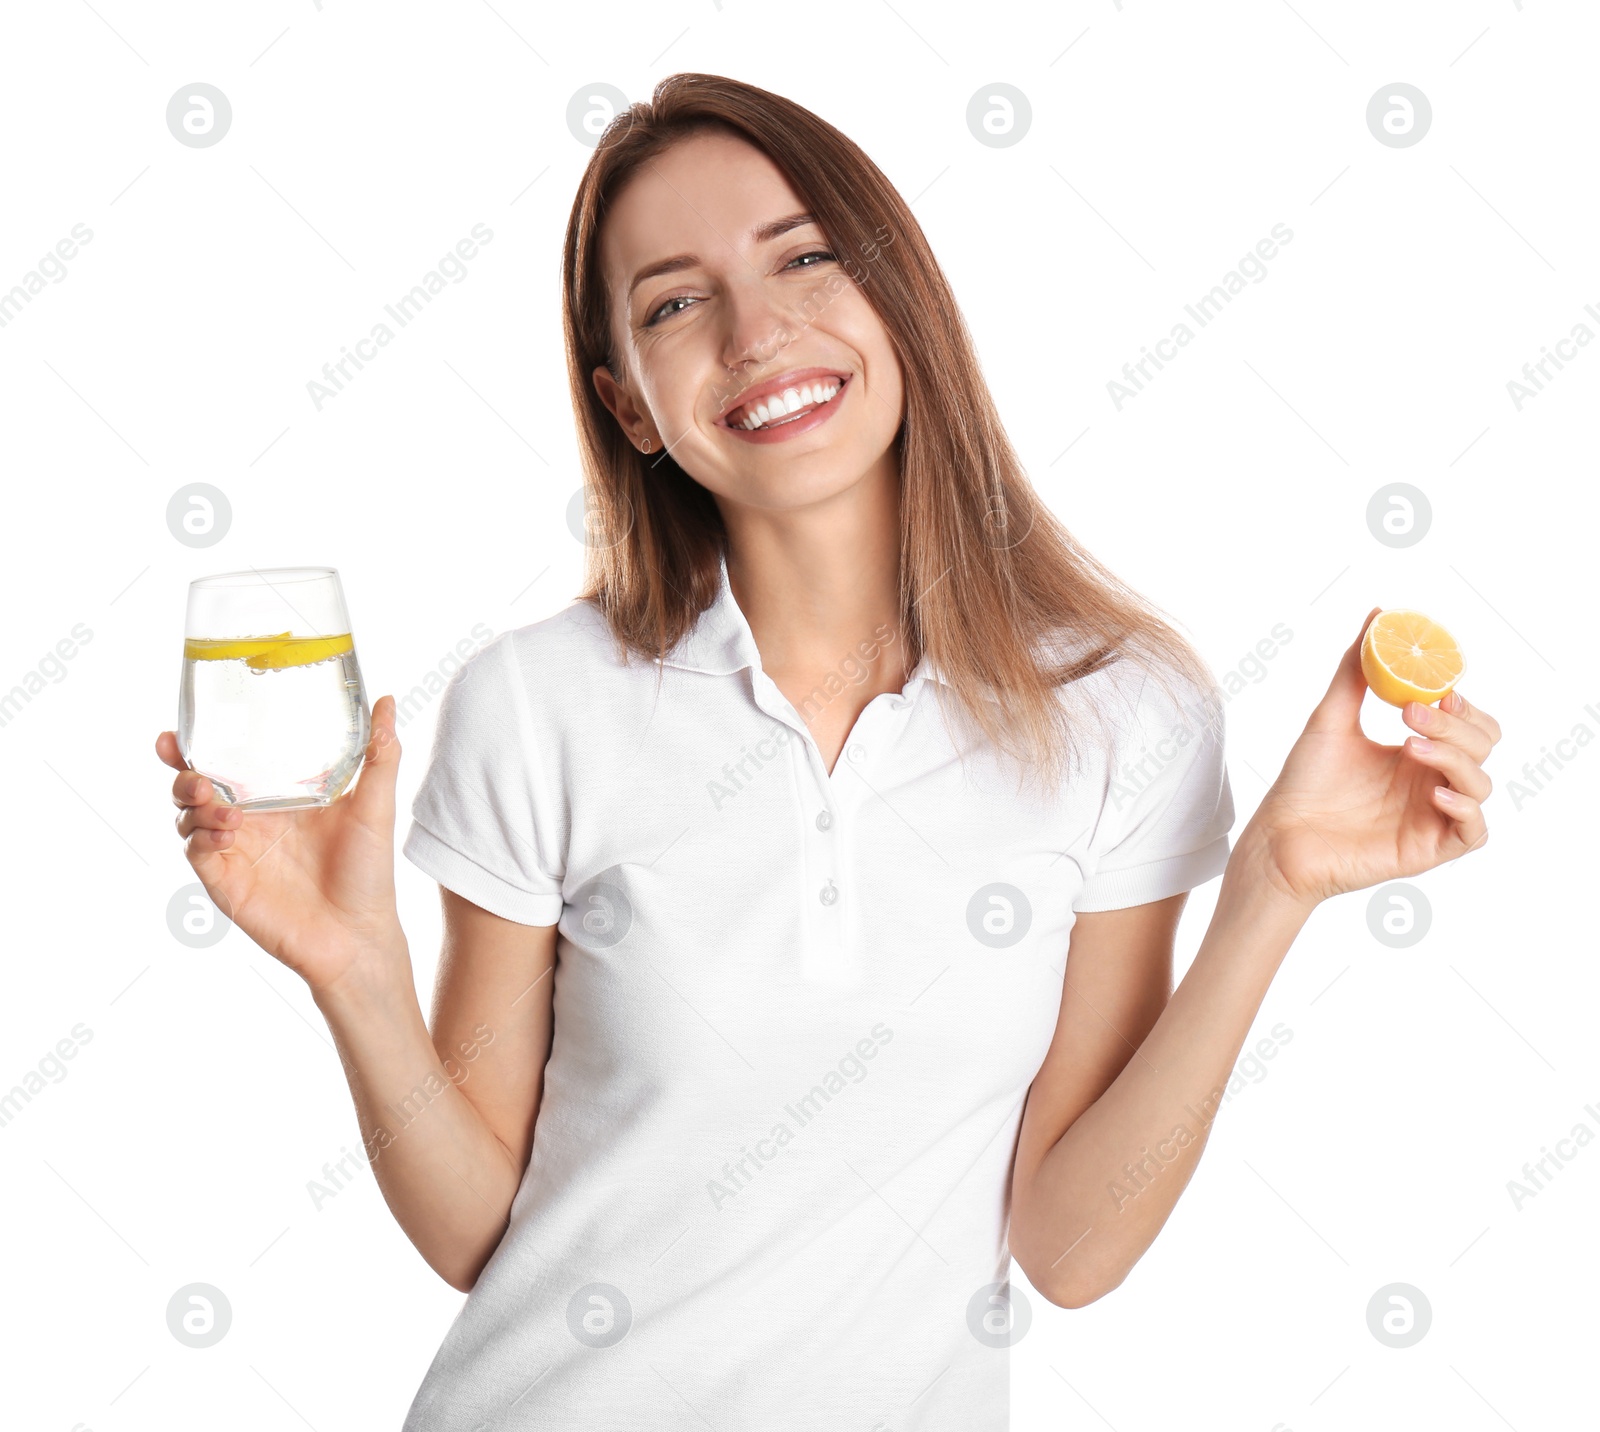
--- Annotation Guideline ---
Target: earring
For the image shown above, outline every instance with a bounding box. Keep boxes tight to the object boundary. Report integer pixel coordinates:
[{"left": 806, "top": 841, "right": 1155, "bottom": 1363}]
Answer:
[{"left": 642, "top": 437, "right": 652, "bottom": 453}]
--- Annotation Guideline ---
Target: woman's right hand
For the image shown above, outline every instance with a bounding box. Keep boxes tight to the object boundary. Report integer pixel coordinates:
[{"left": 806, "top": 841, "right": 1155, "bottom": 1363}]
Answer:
[{"left": 155, "top": 694, "right": 408, "bottom": 995}]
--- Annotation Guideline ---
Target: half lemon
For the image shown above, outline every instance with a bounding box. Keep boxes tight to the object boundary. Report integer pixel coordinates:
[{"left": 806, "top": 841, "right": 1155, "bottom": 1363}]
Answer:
[{"left": 1360, "top": 610, "right": 1464, "bottom": 708}]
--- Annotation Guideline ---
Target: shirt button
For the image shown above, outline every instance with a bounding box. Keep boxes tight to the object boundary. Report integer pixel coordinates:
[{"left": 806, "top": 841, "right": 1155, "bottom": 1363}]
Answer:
[
  {"left": 846, "top": 743, "right": 866, "bottom": 764},
  {"left": 815, "top": 810, "right": 833, "bottom": 831},
  {"left": 819, "top": 879, "right": 839, "bottom": 906}
]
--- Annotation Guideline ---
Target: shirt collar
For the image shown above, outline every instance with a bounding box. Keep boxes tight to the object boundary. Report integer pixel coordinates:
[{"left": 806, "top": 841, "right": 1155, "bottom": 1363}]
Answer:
[{"left": 656, "top": 551, "right": 952, "bottom": 694}]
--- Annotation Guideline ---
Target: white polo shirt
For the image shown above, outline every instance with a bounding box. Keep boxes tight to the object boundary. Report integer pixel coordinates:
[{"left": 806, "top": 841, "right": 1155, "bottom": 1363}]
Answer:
[{"left": 399, "top": 553, "right": 1234, "bottom": 1430}]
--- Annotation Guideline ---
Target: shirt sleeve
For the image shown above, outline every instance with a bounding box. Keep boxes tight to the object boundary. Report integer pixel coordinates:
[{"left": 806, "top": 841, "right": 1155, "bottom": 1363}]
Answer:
[
  {"left": 1073, "top": 664, "right": 1235, "bottom": 913},
  {"left": 401, "top": 631, "right": 566, "bottom": 926}
]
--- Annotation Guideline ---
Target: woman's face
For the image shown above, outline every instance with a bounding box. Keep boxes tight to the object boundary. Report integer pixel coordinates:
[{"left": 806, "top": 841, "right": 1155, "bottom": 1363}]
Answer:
[{"left": 594, "top": 129, "right": 905, "bottom": 514}]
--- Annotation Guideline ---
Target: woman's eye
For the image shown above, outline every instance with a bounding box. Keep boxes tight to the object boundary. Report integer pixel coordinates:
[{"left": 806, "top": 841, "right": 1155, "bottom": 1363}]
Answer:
[
  {"left": 787, "top": 249, "right": 835, "bottom": 269},
  {"left": 645, "top": 295, "right": 696, "bottom": 327}
]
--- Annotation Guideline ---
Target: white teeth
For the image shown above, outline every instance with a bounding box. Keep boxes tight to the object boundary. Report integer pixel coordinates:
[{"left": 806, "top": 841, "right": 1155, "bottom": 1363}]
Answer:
[{"left": 734, "top": 377, "right": 844, "bottom": 430}]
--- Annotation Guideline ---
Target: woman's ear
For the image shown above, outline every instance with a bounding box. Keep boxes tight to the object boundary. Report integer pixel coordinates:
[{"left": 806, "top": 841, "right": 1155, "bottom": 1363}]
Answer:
[{"left": 592, "top": 364, "right": 652, "bottom": 449}]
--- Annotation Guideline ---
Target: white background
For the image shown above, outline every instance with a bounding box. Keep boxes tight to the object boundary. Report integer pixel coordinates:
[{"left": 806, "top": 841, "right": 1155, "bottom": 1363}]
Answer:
[{"left": 1, "top": 1, "right": 1593, "bottom": 1428}]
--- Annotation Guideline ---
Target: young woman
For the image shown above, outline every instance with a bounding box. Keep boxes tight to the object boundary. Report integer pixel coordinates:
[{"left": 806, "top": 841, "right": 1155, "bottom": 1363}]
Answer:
[{"left": 156, "top": 73, "right": 1499, "bottom": 1431}]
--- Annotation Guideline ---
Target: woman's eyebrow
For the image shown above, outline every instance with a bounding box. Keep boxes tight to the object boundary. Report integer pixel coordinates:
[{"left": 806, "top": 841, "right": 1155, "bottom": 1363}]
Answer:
[{"left": 626, "top": 212, "right": 818, "bottom": 300}]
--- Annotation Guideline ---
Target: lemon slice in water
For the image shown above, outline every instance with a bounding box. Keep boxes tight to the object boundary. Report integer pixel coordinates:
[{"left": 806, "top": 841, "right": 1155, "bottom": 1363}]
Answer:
[{"left": 185, "top": 631, "right": 354, "bottom": 669}]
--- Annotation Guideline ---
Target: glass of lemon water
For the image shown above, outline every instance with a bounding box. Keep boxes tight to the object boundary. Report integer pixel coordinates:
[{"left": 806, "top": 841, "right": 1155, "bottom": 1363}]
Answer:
[{"left": 178, "top": 567, "right": 370, "bottom": 809}]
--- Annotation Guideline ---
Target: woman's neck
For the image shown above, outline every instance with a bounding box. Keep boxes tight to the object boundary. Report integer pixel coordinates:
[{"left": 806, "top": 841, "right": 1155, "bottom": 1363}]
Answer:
[
  {"left": 721, "top": 459, "right": 904, "bottom": 680},
  {"left": 720, "top": 459, "right": 910, "bottom": 769}
]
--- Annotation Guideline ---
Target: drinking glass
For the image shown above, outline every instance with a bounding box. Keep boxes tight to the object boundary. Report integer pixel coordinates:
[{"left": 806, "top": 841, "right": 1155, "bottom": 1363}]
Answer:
[{"left": 178, "top": 567, "right": 371, "bottom": 809}]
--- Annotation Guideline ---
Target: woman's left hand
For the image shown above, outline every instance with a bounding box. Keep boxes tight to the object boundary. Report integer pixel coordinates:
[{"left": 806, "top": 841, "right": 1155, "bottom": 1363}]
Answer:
[{"left": 1242, "top": 606, "right": 1502, "bottom": 908}]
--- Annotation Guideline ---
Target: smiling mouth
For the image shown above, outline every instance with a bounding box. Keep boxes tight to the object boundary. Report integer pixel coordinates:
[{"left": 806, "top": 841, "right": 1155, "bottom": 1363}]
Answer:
[{"left": 724, "top": 375, "right": 848, "bottom": 431}]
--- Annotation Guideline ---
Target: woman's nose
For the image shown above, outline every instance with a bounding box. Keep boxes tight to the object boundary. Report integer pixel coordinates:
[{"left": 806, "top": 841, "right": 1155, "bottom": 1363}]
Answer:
[{"left": 718, "top": 275, "right": 805, "bottom": 373}]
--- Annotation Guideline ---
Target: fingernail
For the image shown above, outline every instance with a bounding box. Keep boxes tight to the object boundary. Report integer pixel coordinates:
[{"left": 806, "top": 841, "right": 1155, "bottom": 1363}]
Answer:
[
  {"left": 1435, "top": 787, "right": 1456, "bottom": 804},
  {"left": 1411, "top": 736, "right": 1433, "bottom": 751},
  {"left": 1412, "top": 703, "right": 1433, "bottom": 725}
]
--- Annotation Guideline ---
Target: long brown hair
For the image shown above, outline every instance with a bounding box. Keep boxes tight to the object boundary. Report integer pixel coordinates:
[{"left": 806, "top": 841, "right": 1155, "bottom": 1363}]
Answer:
[{"left": 561, "top": 72, "right": 1221, "bottom": 795}]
